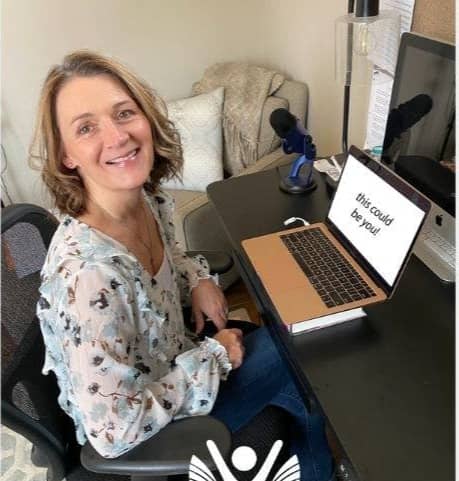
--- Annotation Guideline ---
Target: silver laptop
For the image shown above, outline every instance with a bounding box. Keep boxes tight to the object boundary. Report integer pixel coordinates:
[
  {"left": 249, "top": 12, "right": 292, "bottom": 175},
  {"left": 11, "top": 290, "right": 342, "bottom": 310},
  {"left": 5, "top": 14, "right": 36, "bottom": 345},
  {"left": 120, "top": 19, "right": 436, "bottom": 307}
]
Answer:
[{"left": 242, "top": 146, "right": 431, "bottom": 327}]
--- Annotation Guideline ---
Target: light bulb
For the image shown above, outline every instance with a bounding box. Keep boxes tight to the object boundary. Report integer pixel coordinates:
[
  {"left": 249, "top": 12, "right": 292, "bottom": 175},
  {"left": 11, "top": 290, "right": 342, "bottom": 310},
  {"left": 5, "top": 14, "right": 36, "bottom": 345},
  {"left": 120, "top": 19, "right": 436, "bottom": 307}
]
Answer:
[
  {"left": 354, "top": 23, "right": 375, "bottom": 56},
  {"left": 335, "top": 9, "right": 400, "bottom": 84}
]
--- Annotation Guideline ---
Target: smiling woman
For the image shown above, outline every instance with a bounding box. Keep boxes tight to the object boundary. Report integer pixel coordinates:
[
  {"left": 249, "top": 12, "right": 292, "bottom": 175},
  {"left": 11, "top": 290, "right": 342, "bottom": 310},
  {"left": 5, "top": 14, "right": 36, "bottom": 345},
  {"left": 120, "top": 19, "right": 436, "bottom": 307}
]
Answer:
[
  {"left": 29, "top": 50, "right": 182, "bottom": 217},
  {"left": 30, "top": 50, "right": 240, "bottom": 456},
  {"left": 29, "top": 51, "right": 334, "bottom": 481},
  {"left": 58, "top": 75, "right": 154, "bottom": 196}
]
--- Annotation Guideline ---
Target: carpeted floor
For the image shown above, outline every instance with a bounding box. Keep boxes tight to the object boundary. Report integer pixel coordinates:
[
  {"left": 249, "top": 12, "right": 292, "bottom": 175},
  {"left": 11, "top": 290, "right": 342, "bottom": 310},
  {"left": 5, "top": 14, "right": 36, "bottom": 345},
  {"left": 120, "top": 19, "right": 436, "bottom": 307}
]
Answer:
[{"left": 2, "top": 426, "right": 47, "bottom": 481}]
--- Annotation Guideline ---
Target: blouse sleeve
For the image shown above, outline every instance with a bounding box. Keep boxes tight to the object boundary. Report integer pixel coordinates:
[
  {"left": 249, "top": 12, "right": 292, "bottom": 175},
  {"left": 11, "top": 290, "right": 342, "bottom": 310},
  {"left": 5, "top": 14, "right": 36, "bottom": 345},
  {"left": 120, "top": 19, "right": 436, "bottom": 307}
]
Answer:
[
  {"left": 153, "top": 190, "right": 212, "bottom": 303},
  {"left": 171, "top": 243, "right": 213, "bottom": 303},
  {"left": 55, "top": 262, "right": 231, "bottom": 458}
]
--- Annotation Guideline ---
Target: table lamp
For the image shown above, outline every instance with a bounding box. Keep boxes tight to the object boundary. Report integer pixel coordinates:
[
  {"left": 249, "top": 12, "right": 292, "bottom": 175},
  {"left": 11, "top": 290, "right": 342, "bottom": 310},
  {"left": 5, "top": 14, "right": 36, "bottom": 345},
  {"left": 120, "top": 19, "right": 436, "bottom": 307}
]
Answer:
[{"left": 335, "top": 0, "right": 400, "bottom": 153}]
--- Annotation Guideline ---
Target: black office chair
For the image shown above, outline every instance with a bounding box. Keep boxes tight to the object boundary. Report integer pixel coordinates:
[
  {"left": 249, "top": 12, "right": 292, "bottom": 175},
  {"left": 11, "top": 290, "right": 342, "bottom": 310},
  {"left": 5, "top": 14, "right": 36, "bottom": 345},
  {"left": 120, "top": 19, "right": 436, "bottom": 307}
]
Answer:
[{"left": 2, "top": 203, "right": 289, "bottom": 481}]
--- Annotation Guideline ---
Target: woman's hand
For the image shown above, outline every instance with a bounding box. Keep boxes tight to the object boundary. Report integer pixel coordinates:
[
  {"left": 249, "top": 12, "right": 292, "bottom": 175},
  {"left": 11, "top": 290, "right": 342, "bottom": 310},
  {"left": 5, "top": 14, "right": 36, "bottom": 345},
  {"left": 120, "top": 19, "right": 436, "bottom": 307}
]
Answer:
[
  {"left": 191, "top": 278, "right": 228, "bottom": 333},
  {"left": 214, "top": 328, "right": 244, "bottom": 369}
]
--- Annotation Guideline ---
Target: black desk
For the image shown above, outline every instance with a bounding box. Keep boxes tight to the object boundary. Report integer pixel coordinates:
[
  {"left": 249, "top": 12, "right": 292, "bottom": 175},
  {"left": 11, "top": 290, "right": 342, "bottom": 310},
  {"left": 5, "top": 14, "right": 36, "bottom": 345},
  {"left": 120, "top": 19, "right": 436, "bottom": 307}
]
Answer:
[{"left": 207, "top": 165, "right": 454, "bottom": 481}]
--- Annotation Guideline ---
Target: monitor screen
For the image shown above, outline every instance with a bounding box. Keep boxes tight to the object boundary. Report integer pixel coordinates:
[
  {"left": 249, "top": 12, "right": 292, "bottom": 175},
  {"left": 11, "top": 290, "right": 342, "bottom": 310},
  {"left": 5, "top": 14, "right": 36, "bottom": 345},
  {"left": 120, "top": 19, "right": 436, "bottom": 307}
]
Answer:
[
  {"left": 328, "top": 152, "right": 427, "bottom": 287},
  {"left": 381, "top": 33, "right": 455, "bottom": 217}
]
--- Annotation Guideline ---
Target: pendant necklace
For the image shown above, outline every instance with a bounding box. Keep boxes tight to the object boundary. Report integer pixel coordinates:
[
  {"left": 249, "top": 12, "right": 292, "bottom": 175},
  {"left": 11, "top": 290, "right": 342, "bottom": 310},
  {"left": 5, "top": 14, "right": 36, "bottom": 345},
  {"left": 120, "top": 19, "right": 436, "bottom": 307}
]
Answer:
[
  {"left": 140, "top": 201, "right": 157, "bottom": 274},
  {"left": 92, "top": 199, "right": 157, "bottom": 275}
]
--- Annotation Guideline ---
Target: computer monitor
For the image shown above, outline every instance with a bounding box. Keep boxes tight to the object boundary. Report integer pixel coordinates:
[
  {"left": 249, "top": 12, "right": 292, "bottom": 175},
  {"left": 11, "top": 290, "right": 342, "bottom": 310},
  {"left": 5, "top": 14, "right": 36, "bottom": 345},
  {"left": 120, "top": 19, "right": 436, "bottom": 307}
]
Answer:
[{"left": 381, "top": 32, "right": 455, "bottom": 282}]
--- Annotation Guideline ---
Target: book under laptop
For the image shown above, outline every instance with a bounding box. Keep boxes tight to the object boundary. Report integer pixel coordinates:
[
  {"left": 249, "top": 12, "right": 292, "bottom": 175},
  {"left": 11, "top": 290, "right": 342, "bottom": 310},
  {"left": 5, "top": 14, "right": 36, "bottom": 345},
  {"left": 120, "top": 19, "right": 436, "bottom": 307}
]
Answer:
[{"left": 242, "top": 146, "right": 431, "bottom": 333}]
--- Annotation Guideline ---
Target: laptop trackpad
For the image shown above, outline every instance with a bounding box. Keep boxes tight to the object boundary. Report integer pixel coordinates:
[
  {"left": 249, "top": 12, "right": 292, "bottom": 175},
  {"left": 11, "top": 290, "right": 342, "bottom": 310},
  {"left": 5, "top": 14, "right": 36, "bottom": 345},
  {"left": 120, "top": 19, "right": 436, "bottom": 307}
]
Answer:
[{"left": 242, "top": 233, "right": 310, "bottom": 291}]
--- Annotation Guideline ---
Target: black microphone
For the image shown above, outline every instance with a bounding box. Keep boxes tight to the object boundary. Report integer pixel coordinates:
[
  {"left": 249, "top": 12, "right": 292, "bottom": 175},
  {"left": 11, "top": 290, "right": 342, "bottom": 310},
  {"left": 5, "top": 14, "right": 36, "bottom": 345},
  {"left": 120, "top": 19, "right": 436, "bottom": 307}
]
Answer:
[
  {"left": 383, "top": 94, "right": 433, "bottom": 150},
  {"left": 270, "top": 108, "right": 297, "bottom": 137},
  {"left": 269, "top": 108, "right": 317, "bottom": 194},
  {"left": 269, "top": 109, "right": 312, "bottom": 155}
]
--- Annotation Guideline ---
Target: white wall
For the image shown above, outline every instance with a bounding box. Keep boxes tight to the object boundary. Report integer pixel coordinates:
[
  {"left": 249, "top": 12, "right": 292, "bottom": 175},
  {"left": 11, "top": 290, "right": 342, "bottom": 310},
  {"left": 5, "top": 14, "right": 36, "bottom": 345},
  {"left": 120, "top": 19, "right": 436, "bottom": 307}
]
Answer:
[
  {"left": 2, "top": 0, "right": 363, "bottom": 207},
  {"left": 1, "top": 0, "right": 264, "bottom": 206},
  {"left": 251, "top": 0, "right": 370, "bottom": 156}
]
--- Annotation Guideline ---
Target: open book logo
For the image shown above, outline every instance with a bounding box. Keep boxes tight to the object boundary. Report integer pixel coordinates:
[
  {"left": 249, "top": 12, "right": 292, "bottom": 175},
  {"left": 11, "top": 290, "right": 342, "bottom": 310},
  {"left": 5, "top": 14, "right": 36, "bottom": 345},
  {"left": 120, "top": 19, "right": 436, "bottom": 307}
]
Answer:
[{"left": 189, "top": 440, "right": 300, "bottom": 481}]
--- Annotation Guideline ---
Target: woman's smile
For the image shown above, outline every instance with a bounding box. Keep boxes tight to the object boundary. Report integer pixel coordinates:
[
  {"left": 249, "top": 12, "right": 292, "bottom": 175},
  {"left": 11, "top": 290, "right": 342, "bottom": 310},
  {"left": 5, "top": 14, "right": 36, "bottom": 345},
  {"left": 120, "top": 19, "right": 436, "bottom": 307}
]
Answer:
[
  {"left": 105, "top": 147, "right": 140, "bottom": 166},
  {"left": 56, "top": 75, "right": 154, "bottom": 194}
]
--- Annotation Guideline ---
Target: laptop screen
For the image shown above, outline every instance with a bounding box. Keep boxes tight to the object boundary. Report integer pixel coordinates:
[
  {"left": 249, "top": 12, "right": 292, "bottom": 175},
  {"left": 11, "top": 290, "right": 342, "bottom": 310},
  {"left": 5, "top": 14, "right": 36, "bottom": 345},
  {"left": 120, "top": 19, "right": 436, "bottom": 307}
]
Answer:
[{"left": 327, "top": 149, "right": 429, "bottom": 288}]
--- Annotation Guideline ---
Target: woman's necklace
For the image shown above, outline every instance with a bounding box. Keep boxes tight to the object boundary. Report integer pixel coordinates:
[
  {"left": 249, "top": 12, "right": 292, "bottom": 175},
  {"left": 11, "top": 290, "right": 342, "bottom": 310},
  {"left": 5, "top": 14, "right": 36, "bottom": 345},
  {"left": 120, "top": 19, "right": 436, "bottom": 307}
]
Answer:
[
  {"left": 140, "top": 201, "right": 157, "bottom": 274},
  {"left": 91, "top": 199, "right": 159, "bottom": 276}
]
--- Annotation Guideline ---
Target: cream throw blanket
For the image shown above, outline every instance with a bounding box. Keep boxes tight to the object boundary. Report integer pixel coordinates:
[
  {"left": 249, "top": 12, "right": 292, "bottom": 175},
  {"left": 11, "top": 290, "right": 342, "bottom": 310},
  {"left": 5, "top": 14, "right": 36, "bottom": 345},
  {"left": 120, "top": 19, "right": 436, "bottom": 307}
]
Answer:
[{"left": 193, "top": 62, "right": 284, "bottom": 175}]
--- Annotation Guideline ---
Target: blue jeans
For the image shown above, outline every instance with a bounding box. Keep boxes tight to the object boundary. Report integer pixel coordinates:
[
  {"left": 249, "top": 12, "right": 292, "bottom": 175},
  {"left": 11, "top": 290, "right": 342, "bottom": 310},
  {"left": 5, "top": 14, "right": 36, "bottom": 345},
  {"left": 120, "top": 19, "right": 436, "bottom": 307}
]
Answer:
[{"left": 210, "top": 326, "right": 334, "bottom": 481}]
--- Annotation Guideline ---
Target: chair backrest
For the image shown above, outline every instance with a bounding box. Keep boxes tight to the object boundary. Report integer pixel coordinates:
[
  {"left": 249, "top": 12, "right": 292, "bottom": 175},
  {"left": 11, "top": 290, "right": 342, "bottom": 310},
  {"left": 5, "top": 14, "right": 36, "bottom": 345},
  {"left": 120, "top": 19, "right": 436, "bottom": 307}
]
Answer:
[{"left": 2, "top": 204, "right": 78, "bottom": 481}]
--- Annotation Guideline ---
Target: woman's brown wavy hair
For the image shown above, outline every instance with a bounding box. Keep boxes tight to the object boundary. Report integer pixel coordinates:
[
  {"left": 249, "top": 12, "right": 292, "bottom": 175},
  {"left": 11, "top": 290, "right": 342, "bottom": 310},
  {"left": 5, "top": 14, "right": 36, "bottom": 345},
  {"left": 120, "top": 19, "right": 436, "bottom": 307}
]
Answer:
[{"left": 29, "top": 50, "right": 183, "bottom": 216}]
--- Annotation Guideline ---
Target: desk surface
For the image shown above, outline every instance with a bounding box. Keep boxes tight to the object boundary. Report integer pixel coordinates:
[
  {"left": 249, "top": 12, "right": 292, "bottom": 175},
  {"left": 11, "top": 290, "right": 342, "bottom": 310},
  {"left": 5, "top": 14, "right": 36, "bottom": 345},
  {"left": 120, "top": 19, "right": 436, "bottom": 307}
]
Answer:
[{"left": 207, "top": 165, "right": 454, "bottom": 481}]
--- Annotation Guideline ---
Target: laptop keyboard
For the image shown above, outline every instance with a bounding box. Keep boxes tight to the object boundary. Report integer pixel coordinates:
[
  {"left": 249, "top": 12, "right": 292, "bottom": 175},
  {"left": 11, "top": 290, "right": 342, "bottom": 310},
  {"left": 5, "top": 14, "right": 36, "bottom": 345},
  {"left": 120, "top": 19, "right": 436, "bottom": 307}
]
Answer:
[{"left": 281, "top": 228, "right": 376, "bottom": 308}]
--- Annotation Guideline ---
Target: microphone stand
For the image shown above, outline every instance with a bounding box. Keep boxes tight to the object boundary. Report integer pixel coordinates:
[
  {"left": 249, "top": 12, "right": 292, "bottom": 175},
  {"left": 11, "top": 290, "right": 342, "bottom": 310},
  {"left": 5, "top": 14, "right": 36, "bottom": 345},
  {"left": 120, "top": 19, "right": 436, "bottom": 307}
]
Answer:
[{"left": 279, "top": 135, "right": 317, "bottom": 194}]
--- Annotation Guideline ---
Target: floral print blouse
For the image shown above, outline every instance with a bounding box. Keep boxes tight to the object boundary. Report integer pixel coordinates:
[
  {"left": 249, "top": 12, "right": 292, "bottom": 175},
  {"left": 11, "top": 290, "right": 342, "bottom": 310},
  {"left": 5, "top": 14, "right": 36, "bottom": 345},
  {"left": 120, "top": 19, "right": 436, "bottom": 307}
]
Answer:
[{"left": 36, "top": 190, "right": 232, "bottom": 458}]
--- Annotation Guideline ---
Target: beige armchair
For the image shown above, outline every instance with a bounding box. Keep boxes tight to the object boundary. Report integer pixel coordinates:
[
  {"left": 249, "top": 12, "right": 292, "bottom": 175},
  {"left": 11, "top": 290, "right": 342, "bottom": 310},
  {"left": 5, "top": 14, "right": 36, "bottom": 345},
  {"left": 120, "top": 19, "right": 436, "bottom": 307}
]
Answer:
[{"left": 165, "top": 79, "right": 308, "bottom": 289}]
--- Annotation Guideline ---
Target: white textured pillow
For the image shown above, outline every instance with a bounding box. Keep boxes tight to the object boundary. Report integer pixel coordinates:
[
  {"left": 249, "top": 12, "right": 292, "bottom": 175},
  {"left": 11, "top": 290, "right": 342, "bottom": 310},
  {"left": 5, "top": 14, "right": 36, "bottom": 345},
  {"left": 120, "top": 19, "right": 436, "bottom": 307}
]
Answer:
[{"left": 162, "top": 87, "right": 224, "bottom": 192}]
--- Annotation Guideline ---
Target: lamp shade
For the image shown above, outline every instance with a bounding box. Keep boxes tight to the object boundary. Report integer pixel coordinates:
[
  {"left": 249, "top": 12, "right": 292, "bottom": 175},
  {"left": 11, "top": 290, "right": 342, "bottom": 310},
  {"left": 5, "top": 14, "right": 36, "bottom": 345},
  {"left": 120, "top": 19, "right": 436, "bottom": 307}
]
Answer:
[{"left": 335, "top": 8, "right": 400, "bottom": 85}]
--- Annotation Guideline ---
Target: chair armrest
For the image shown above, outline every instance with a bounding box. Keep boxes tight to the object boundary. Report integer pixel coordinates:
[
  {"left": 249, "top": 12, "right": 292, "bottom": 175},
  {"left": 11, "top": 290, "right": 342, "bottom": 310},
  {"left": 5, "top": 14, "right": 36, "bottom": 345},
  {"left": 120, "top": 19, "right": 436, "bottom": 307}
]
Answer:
[
  {"left": 186, "top": 250, "right": 234, "bottom": 275},
  {"left": 80, "top": 416, "right": 231, "bottom": 477}
]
